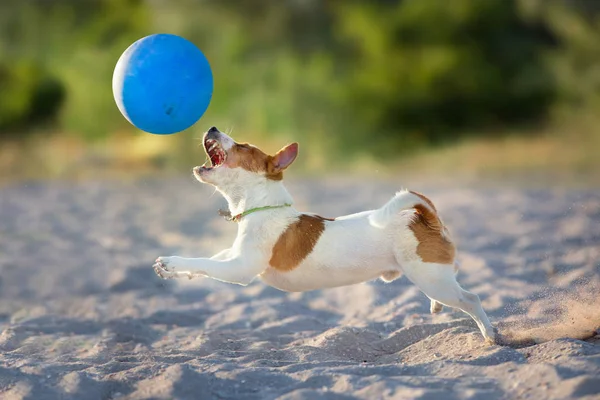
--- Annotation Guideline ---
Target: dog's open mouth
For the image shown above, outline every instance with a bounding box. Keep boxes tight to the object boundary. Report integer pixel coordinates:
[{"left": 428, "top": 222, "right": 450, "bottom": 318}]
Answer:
[{"left": 203, "top": 138, "right": 227, "bottom": 168}]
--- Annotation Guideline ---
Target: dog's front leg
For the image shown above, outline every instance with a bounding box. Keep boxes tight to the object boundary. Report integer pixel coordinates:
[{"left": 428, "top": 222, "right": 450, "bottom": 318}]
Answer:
[
  {"left": 153, "top": 254, "right": 261, "bottom": 286},
  {"left": 152, "top": 248, "right": 230, "bottom": 280}
]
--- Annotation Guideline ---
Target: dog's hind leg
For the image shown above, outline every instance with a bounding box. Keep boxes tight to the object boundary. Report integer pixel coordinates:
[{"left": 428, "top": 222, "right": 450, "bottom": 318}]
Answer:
[{"left": 402, "top": 261, "right": 496, "bottom": 344}]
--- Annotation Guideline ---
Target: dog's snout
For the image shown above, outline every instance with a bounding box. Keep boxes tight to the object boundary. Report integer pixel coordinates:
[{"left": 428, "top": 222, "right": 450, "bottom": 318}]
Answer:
[
  {"left": 204, "top": 126, "right": 221, "bottom": 142},
  {"left": 204, "top": 125, "right": 233, "bottom": 150}
]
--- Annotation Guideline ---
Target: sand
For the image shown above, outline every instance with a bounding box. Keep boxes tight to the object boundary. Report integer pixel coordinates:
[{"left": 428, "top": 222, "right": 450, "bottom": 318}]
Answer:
[{"left": 0, "top": 176, "right": 599, "bottom": 400}]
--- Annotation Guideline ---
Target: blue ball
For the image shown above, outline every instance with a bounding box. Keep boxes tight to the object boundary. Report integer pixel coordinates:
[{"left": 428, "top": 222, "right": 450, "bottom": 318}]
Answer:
[{"left": 112, "top": 34, "right": 213, "bottom": 135}]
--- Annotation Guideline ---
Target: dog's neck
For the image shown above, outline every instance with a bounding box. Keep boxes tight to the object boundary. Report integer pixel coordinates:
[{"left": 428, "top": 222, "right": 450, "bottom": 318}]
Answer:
[{"left": 217, "top": 179, "right": 294, "bottom": 216}]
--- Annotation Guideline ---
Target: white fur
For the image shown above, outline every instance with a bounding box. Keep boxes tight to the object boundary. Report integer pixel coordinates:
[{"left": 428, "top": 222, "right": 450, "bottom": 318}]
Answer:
[{"left": 154, "top": 129, "right": 496, "bottom": 344}]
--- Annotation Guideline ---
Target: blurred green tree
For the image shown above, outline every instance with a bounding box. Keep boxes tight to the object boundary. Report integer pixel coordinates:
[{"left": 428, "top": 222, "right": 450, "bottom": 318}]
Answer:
[
  {"left": 333, "top": 0, "right": 557, "bottom": 152},
  {"left": 0, "top": 60, "right": 65, "bottom": 133},
  {"left": 0, "top": 0, "right": 149, "bottom": 138},
  {"left": 1, "top": 0, "right": 599, "bottom": 163}
]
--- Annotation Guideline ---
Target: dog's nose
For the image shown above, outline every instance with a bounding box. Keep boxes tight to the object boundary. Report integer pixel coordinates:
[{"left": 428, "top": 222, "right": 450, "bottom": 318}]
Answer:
[{"left": 208, "top": 126, "right": 219, "bottom": 134}]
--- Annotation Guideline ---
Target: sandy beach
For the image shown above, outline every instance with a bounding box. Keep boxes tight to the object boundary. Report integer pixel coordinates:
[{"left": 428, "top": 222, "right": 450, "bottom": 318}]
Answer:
[{"left": 0, "top": 176, "right": 598, "bottom": 399}]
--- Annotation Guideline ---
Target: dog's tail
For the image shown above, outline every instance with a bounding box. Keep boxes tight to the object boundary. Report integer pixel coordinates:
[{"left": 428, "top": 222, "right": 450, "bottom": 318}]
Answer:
[{"left": 369, "top": 189, "right": 441, "bottom": 230}]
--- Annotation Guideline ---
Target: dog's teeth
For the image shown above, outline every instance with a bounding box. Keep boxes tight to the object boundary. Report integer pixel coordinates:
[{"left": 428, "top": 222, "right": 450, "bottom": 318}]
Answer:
[{"left": 209, "top": 143, "right": 219, "bottom": 151}]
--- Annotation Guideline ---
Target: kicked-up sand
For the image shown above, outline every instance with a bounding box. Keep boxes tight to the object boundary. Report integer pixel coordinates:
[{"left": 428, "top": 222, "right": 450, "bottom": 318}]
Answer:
[{"left": 0, "top": 176, "right": 598, "bottom": 399}]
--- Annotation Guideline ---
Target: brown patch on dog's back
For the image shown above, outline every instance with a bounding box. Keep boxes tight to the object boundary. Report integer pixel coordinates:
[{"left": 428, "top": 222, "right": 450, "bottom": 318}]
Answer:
[
  {"left": 269, "top": 214, "right": 327, "bottom": 271},
  {"left": 409, "top": 203, "right": 455, "bottom": 264}
]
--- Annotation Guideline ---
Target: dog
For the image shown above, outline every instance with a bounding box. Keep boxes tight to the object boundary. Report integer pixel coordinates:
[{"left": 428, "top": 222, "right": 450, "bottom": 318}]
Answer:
[{"left": 153, "top": 126, "right": 496, "bottom": 344}]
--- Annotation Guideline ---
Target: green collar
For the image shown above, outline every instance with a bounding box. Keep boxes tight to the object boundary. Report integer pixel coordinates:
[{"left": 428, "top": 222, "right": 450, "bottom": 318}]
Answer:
[{"left": 219, "top": 203, "right": 292, "bottom": 222}]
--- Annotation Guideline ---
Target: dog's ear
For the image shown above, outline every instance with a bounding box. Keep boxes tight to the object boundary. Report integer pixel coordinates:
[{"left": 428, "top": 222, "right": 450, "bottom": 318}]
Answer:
[{"left": 270, "top": 143, "right": 299, "bottom": 172}]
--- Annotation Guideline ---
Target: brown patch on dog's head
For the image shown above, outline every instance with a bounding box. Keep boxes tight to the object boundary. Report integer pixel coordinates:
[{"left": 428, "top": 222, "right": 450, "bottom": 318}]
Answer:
[
  {"left": 409, "top": 204, "right": 455, "bottom": 264},
  {"left": 226, "top": 142, "right": 273, "bottom": 176},
  {"left": 269, "top": 214, "right": 327, "bottom": 271},
  {"left": 226, "top": 142, "right": 299, "bottom": 181}
]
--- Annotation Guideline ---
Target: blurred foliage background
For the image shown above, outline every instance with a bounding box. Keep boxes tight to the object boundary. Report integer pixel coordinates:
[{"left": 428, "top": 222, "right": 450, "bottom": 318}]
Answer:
[{"left": 1, "top": 0, "right": 600, "bottom": 181}]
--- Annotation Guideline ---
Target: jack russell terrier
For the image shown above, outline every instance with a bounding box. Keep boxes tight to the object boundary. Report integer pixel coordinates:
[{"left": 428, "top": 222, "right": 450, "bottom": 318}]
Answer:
[{"left": 153, "top": 126, "right": 496, "bottom": 344}]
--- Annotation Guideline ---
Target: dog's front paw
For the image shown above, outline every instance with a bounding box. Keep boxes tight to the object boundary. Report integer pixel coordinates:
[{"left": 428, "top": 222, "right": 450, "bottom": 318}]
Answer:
[{"left": 153, "top": 257, "right": 176, "bottom": 279}]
